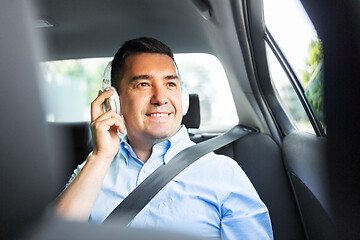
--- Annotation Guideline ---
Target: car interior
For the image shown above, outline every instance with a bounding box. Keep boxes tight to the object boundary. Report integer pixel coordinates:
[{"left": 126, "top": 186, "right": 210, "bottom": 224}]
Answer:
[{"left": 1, "top": 0, "right": 359, "bottom": 239}]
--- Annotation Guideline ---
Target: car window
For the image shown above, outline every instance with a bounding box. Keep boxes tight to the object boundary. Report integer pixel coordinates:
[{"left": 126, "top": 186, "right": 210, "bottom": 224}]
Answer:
[
  {"left": 263, "top": 0, "right": 325, "bottom": 134},
  {"left": 40, "top": 53, "right": 239, "bottom": 131},
  {"left": 175, "top": 54, "right": 239, "bottom": 131}
]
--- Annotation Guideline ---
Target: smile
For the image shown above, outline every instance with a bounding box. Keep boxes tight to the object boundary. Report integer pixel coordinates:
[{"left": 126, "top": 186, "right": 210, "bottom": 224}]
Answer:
[{"left": 146, "top": 113, "right": 171, "bottom": 117}]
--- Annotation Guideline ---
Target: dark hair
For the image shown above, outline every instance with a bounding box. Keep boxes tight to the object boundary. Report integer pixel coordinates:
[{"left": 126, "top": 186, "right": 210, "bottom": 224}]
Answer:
[{"left": 111, "top": 37, "right": 174, "bottom": 91}]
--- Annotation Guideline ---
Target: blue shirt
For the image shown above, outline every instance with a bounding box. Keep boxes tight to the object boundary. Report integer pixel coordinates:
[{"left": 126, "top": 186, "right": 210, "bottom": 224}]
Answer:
[{"left": 68, "top": 125, "right": 273, "bottom": 239}]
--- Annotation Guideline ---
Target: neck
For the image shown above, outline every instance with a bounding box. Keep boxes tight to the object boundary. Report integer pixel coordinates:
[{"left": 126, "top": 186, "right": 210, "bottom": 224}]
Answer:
[
  {"left": 130, "top": 142, "right": 153, "bottom": 163},
  {"left": 127, "top": 137, "right": 164, "bottom": 163},
  {"left": 126, "top": 127, "right": 181, "bottom": 162}
]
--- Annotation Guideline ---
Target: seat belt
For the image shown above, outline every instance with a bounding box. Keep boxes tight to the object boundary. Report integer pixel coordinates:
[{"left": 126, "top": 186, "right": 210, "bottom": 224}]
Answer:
[{"left": 105, "top": 124, "right": 257, "bottom": 224}]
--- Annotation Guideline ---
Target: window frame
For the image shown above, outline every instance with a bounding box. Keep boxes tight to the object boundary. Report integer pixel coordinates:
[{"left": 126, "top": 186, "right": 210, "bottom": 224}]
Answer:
[
  {"left": 240, "top": 0, "right": 325, "bottom": 137},
  {"left": 264, "top": 28, "right": 325, "bottom": 136}
]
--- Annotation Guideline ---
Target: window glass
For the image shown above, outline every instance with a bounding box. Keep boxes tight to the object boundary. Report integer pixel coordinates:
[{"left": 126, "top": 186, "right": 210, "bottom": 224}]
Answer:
[
  {"left": 266, "top": 45, "right": 314, "bottom": 133},
  {"left": 40, "top": 54, "right": 239, "bottom": 130},
  {"left": 41, "top": 58, "right": 110, "bottom": 122},
  {"left": 175, "top": 54, "right": 239, "bottom": 131},
  {"left": 264, "top": 0, "right": 325, "bottom": 133}
]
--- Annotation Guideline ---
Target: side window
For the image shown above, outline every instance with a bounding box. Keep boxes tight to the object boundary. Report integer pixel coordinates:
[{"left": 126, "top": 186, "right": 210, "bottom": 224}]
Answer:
[
  {"left": 40, "top": 54, "right": 239, "bottom": 131},
  {"left": 263, "top": 0, "right": 325, "bottom": 134},
  {"left": 41, "top": 58, "right": 110, "bottom": 122},
  {"left": 175, "top": 53, "right": 239, "bottom": 131}
]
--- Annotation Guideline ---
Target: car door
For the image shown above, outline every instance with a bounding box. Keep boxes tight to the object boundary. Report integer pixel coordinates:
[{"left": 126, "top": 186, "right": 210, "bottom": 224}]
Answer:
[{"left": 234, "top": 0, "right": 335, "bottom": 239}]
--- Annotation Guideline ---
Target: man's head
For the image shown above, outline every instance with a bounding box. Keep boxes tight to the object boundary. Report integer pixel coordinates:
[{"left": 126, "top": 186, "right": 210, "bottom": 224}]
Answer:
[
  {"left": 111, "top": 37, "right": 175, "bottom": 92},
  {"left": 111, "top": 37, "right": 184, "bottom": 147}
]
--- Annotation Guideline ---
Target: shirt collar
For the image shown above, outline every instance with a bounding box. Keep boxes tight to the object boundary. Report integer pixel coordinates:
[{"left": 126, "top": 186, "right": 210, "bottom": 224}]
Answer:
[
  {"left": 119, "top": 135, "right": 135, "bottom": 166},
  {"left": 164, "top": 125, "right": 193, "bottom": 164},
  {"left": 118, "top": 125, "right": 191, "bottom": 166}
]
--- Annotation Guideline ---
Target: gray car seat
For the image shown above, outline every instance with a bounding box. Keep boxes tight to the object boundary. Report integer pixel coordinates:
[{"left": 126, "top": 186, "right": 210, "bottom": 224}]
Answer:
[{"left": 0, "top": 1, "right": 201, "bottom": 240}]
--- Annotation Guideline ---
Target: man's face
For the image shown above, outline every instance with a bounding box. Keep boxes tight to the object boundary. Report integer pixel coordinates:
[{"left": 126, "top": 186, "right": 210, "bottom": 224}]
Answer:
[{"left": 118, "top": 53, "right": 183, "bottom": 146}]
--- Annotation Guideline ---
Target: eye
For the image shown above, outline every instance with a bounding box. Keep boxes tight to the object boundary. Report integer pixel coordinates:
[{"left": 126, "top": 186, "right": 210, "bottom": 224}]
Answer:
[
  {"left": 167, "top": 82, "right": 177, "bottom": 87},
  {"left": 136, "top": 82, "right": 150, "bottom": 88}
]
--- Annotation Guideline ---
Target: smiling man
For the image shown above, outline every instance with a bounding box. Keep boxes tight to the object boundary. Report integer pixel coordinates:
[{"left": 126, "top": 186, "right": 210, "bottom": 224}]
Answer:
[
  {"left": 118, "top": 53, "right": 183, "bottom": 161},
  {"left": 55, "top": 37, "right": 273, "bottom": 239}
]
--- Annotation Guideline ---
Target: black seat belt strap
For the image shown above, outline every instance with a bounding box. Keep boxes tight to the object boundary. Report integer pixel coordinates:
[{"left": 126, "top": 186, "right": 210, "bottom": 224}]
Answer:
[{"left": 105, "top": 124, "right": 257, "bottom": 224}]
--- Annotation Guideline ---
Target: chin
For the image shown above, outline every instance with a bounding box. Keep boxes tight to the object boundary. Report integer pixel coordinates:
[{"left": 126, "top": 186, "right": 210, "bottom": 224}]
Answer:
[
  {"left": 147, "top": 130, "right": 174, "bottom": 141},
  {"left": 145, "top": 125, "right": 178, "bottom": 141}
]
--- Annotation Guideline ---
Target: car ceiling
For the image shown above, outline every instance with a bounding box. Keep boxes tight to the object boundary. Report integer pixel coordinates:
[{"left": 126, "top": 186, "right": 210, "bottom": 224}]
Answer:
[{"left": 34, "top": 0, "right": 213, "bottom": 60}]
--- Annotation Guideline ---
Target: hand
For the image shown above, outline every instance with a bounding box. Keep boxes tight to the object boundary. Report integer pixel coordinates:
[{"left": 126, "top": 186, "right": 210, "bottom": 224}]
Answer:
[{"left": 90, "top": 89, "right": 125, "bottom": 161}]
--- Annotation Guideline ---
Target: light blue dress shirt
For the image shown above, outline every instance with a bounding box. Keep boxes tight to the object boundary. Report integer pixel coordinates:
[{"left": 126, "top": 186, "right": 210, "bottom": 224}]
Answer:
[{"left": 68, "top": 125, "right": 273, "bottom": 239}]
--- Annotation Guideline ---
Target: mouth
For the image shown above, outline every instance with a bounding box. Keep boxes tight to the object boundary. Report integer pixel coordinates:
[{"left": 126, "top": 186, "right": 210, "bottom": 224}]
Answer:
[{"left": 145, "top": 112, "right": 171, "bottom": 118}]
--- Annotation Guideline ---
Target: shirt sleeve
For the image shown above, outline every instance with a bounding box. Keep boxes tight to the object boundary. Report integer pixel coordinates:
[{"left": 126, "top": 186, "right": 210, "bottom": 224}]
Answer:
[
  {"left": 219, "top": 158, "right": 274, "bottom": 240},
  {"left": 65, "top": 158, "right": 87, "bottom": 188}
]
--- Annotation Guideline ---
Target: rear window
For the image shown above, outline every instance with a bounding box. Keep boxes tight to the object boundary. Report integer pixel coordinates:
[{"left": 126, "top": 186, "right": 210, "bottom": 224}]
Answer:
[{"left": 40, "top": 53, "right": 239, "bottom": 131}]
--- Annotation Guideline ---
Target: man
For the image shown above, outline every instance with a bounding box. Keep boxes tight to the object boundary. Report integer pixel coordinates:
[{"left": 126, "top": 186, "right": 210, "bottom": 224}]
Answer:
[{"left": 55, "top": 37, "right": 273, "bottom": 239}]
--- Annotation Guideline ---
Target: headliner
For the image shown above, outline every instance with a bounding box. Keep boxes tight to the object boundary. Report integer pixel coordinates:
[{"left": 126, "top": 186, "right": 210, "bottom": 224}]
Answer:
[{"left": 34, "top": 0, "right": 213, "bottom": 61}]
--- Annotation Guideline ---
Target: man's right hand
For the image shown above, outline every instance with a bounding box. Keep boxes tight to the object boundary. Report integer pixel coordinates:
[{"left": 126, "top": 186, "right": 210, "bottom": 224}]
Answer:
[
  {"left": 54, "top": 89, "right": 125, "bottom": 221},
  {"left": 90, "top": 89, "right": 126, "bottom": 161}
]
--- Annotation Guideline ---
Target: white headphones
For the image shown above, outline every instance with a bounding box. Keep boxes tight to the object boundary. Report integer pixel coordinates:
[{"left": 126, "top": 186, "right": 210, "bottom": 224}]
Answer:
[{"left": 102, "top": 61, "right": 189, "bottom": 116}]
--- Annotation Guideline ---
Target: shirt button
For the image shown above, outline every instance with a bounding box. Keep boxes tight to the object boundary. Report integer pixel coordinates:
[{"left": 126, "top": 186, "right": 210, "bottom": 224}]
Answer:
[{"left": 143, "top": 168, "right": 148, "bottom": 173}]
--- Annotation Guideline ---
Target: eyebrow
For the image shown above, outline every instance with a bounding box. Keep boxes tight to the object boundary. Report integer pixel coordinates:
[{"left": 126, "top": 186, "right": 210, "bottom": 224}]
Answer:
[
  {"left": 130, "top": 75, "right": 150, "bottom": 82},
  {"left": 165, "top": 75, "right": 179, "bottom": 80},
  {"left": 129, "top": 74, "right": 178, "bottom": 82}
]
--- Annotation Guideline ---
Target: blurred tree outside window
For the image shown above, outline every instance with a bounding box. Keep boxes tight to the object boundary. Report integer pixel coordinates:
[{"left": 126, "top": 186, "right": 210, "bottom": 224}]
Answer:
[
  {"left": 41, "top": 58, "right": 110, "bottom": 122},
  {"left": 302, "top": 38, "right": 325, "bottom": 129}
]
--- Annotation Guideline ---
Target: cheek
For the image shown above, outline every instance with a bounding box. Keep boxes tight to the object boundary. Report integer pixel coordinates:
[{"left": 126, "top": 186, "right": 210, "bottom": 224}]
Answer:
[{"left": 120, "top": 92, "right": 149, "bottom": 114}]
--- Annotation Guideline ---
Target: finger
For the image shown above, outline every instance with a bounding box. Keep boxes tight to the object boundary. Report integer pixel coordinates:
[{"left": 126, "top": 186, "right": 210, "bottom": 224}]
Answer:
[
  {"left": 93, "top": 117, "right": 126, "bottom": 134},
  {"left": 91, "top": 89, "right": 115, "bottom": 122},
  {"left": 94, "top": 110, "right": 125, "bottom": 133},
  {"left": 95, "top": 109, "right": 123, "bottom": 122}
]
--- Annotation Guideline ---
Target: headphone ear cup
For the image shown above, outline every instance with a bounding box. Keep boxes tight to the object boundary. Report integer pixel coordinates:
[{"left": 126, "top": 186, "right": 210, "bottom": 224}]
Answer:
[
  {"left": 181, "top": 87, "right": 189, "bottom": 116},
  {"left": 105, "top": 87, "right": 121, "bottom": 115}
]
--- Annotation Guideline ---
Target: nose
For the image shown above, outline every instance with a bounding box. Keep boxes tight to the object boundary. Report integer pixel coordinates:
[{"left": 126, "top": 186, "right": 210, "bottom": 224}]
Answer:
[{"left": 150, "top": 84, "right": 168, "bottom": 106}]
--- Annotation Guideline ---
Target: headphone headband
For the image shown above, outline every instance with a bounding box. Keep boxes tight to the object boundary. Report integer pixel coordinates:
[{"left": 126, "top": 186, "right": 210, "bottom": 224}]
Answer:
[{"left": 103, "top": 61, "right": 112, "bottom": 89}]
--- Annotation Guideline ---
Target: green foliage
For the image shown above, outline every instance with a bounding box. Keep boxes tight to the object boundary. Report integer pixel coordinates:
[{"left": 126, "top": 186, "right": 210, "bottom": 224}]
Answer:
[
  {"left": 52, "top": 60, "right": 86, "bottom": 79},
  {"left": 49, "top": 59, "right": 108, "bottom": 104},
  {"left": 86, "top": 62, "right": 108, "bottom": 104},
  {"left": 301, "top": 38, "right": 323, "bottom": 88},
  {"left": 301, "top": 38, "right": 325, "bottom": 128},
  {"left": 305, "top": 64, "right": 324, "bottom": 125}
]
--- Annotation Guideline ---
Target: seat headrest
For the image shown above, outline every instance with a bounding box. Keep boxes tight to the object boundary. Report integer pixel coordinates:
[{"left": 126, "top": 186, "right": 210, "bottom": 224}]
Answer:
[
  {"left": 0, "top": 1, "right": 60, "bottom": 238},
  {"left": 182, "top": 93, "right": 201, "bottom": 129}
]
